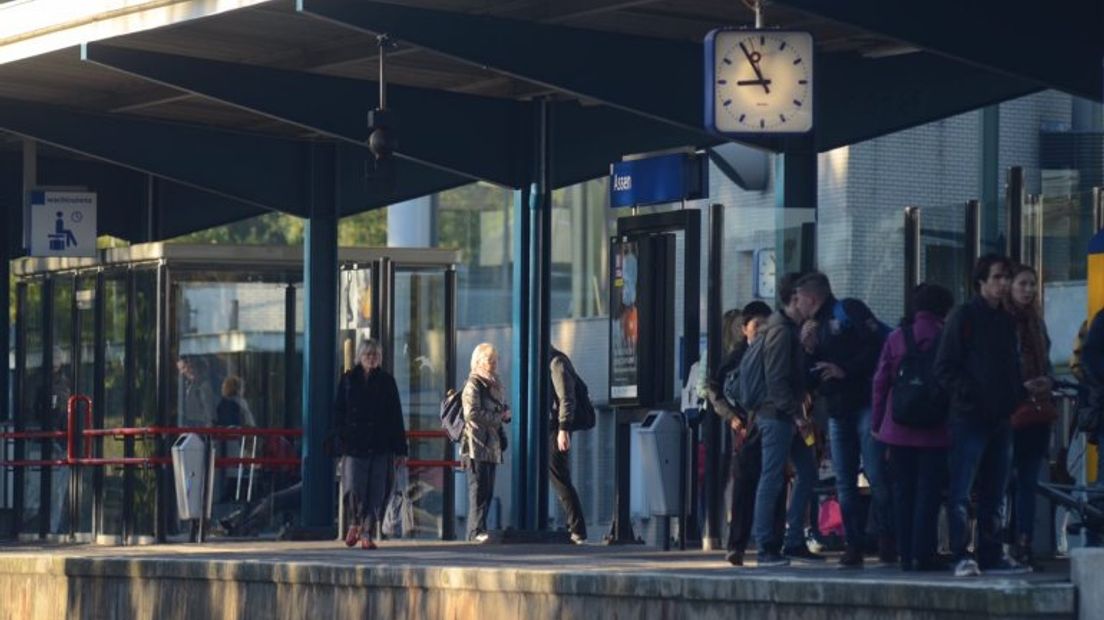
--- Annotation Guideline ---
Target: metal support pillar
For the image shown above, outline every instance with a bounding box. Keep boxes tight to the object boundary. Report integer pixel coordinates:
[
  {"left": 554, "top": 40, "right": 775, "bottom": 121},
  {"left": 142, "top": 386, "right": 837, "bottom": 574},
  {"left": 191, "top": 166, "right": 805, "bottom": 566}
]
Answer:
[
  {"left": 531, "top": 99, "right": 553, "bottom": 531},
  {"left": 775, "top": 143, "right": 818, "bottom": 275},
  {"left": 1007, "top": 166, "right": 1024, "bottom": 263},
  {"left": 903, "top": 207, "right": 920, "bottom": 315},
  {"left": 1093, "top": 187, "right": 1103, "bottom": 234},
  {"left": 510, "top": 185, "right": 531, "bottom": 529},
  {"left": 980, "top": 106, "right": 1000, "bottom": 253},
  {"left": 701, "top": 204, "right": 724, "bottom": 550},
  {"left": 443, "top": 266, "right": 458, "bottom": 540},
  {"left": 965, "top": 199, "right": 982, "bottom": 295},
  {"left": 300, "top": 142, "right": 339, "bottom": 534}
]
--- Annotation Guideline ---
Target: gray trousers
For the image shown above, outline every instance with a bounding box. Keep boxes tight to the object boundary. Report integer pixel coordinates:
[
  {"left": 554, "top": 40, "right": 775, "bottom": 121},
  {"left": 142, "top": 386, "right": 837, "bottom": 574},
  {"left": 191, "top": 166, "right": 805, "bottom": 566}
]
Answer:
[
  {"left": 342, "top": 453, "right": 393, "bottom": 537},
  {"left": 465, "top": 458, "right": 497, "bottom": 540}
]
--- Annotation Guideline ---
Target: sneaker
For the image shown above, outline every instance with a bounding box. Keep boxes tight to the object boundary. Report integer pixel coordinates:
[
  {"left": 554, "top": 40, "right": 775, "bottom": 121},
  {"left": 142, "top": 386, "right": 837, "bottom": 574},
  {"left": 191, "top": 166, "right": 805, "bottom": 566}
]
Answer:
[
  {"left": 344, "top": 526, "right": 361, "bottom": 548},
  {"left": 360, "top": 538, "right": 377, "bottom": 550},
  {"left": 725, "top": 550, "right": 744, "bottom": 567},
  {"left": 570, "top": 532, "right": 586, "bottom": 545},
  {"left": 783, "top": 545, "right": 826, "bottom": 561},
  {"left": 473, "top": 532, "right": 490, "bottom": 543},
  {"left": 953, "top": 558, "right": 981, "bottom": 577},
  {"left": 756, "top": 552, "right": 791, "bottom": 568},
  {"left": 838, "top": 546, "right": 864, "bottom": 568},
  {"left": 981, "top": 556, "right": 1032, "bottom": 575}
]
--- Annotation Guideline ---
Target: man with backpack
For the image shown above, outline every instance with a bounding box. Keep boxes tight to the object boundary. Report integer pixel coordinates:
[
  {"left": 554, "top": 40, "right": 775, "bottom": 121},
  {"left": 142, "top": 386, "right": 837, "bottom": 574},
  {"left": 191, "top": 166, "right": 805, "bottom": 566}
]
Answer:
[
  {"left": 934, "top": 254, "right": 1030, "bottom": 576},
  {"left": 870, "top": 283, "right": 955, "bottom": 571},
  {"left": 750, "top": 274, "right": 820, "bottom": 567},
  {"left": 794, "top": 272, "right": 891, "bottom": 567},
  {"left": 549, "top": 347, "right": 594, "bottom": 544}
]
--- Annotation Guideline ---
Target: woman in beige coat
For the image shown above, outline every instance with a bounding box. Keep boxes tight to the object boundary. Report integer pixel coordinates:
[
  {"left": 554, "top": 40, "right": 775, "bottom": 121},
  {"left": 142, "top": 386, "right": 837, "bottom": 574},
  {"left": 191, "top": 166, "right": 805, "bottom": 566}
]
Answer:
[{"left": 461, "top": 343, "right": 510, "bottom": 542}]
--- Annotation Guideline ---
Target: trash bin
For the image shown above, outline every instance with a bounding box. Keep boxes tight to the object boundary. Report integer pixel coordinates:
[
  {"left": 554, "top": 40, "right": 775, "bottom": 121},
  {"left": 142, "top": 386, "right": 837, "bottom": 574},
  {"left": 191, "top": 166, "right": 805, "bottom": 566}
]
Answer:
[
  {"left": 172, "top": 433, "right": 207, "bottom": 520},
  {"left": 637, "top": 410, "right": 684, "bottom": 516}
]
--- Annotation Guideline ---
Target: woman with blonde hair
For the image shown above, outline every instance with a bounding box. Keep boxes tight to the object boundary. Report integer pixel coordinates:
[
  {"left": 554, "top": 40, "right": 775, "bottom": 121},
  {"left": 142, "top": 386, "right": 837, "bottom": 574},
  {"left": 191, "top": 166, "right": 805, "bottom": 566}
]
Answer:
[{"left": 462, "top": 342, "right": 511, "bottom": 542}]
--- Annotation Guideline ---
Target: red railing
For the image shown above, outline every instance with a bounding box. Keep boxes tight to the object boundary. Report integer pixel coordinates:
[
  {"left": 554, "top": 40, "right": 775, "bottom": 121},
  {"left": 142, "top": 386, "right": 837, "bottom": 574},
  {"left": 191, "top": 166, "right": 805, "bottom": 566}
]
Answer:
[{"left": 1, "top": 395, "right": 461, "bottom": 470}]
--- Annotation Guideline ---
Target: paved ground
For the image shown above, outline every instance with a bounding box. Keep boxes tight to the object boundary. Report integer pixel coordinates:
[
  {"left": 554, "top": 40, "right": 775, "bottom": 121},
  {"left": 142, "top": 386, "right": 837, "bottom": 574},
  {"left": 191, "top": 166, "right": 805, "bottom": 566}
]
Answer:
[{"left": 0, "top": 539, "right": 1070, "bottom": 587}]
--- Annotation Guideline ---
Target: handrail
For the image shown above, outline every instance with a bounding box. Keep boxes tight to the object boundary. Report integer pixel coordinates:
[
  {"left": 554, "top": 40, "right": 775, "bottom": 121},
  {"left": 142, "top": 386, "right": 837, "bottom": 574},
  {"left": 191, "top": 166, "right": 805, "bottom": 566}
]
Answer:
[{"left": 1, "top": 394, "right": 460, "bottom": 470}]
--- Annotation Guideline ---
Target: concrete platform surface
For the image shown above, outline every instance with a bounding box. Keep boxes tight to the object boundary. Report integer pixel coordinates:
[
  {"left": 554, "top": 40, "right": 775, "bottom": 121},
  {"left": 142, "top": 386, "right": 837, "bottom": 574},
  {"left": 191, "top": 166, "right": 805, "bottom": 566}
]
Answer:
[{"left": 0, "top": 540, "right": 1076, "bottom": 619}]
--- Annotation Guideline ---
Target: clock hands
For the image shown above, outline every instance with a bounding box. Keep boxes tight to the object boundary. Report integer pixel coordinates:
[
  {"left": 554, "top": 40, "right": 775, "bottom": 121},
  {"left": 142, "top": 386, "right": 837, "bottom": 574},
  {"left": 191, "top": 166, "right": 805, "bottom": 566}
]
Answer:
[{"left": 738, "top": 42, "right": 770, "bottom": 94}]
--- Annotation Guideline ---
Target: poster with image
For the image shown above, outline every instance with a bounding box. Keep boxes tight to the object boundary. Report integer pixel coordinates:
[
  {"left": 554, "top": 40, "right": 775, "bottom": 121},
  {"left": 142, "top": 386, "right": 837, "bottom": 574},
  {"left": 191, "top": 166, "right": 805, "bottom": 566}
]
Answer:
[{"left": 610, "top": 238, "right": 639, "bottom": 401}]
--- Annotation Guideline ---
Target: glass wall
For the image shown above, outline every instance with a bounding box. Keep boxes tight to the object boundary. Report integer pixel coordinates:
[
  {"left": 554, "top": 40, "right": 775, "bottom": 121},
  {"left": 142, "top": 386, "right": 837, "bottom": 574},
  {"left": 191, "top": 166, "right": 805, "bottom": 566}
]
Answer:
[
  {"left": 100, "top": 274, "right": 127, "bottom": 537},
  {"left": 18, "top": 280, "right": 44, "bottom": 535}
]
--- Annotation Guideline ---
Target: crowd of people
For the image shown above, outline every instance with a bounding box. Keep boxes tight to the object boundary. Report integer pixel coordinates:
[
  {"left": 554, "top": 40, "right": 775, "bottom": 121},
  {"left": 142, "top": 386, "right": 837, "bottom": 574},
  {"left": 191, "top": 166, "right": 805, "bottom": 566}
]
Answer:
[{"left": 706, "top": 254, "right": 1104, "bottom": 575}]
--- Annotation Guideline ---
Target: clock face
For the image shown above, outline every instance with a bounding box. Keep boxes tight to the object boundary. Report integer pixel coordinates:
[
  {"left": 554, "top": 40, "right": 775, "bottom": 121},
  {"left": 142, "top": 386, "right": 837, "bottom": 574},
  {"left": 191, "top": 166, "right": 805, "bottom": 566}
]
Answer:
[
  {"left": 705, "top": 30, "right": 813, "bottom": 135},
  {"left": 756, "top": 248, "right": 776, "bottom": 299}
]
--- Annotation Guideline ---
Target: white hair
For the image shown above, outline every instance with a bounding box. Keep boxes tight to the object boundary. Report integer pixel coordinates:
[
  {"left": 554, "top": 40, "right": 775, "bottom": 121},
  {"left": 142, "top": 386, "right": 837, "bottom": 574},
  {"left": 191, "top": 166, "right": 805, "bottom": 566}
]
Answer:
[
  {"left": 356, "top": 338, "right": 382, "bottom": 360},
  {"left": 470, "top": 342, "right": 497, "bottom": 374}
]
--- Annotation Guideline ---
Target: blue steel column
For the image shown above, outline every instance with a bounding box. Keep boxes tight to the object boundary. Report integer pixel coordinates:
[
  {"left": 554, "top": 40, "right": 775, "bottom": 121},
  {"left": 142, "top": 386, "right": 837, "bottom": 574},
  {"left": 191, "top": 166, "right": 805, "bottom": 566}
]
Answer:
[
  {"left": 774, "top": 141, "right": 818, "bottom": 274},
  {"left": 510, "top": 184, "right": 532, "bottom": 529},
  {"left": 530, "top": 99, "right": 553, "bottom": 531},
  {"left": 301, "top": 142, "right": 339, "bottom": 531}
]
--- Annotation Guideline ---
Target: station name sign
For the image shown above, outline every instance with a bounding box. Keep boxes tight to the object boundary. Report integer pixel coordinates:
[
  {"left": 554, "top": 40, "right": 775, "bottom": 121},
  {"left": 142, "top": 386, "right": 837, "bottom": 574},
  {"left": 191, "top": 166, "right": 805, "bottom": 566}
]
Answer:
[{"left": 609, "top": 152, "right": 708, "bottom": 209}]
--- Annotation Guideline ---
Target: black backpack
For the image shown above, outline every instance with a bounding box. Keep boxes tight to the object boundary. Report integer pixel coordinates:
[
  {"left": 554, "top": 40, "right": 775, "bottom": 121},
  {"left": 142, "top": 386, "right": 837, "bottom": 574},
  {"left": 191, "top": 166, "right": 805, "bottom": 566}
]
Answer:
[
  {"left": 440, "top": 387, "right": 465, "bottom": 442},
  {"left": 553, "top": 353, "right": 596, "bottom": 432},
  {"left": 891, "top": 326, "right": 948, "bottom": 428}
]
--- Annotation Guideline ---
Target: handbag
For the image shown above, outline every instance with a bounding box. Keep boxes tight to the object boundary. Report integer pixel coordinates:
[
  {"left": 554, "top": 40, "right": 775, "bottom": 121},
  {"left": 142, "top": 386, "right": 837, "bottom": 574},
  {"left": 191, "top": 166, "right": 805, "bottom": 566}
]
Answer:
[{"left": 1010, "top": 396, "right": 1059, "bottom": 430}]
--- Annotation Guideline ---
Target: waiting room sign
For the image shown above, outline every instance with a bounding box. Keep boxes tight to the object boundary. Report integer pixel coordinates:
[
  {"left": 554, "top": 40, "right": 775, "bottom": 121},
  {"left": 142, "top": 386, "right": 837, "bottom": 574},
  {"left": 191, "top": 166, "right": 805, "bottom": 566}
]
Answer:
[{"left": 27, "top": 190, "right": 97, "bottom": 257}]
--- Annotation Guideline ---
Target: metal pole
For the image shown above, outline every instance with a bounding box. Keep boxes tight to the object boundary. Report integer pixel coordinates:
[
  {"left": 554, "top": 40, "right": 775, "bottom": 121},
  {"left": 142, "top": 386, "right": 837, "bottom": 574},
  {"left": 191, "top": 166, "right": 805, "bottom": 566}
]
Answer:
[
  {"left": 1093, "top": 187, "right": 1103, "bottom": 233},
  {"left": 535, "top": 98, "right": 553, "bottom": 531},
  {"left": 903, "top": 207, "right": 920, "bottom": 316},
  {"left": 701, "top": 204, "right": 724, "bottom": 551},
  {"left": 1007, "top": 166, "right": 1024, "bottom": 262},
  {"left": 377, "top": 35, "right": 389, "bottom": 110},
  {"left": 965, "top": 199, "right": 982, "bottom": 299},
  {"left": 443, "top": 266, "right": 457, "bottom": 540}
]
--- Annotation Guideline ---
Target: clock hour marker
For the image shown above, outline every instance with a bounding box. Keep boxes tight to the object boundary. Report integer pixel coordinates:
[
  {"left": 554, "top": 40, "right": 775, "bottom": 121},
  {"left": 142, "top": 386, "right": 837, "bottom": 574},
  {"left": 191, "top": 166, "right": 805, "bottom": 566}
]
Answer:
[
  {"left": 723, "top": 57, "right": 732, "bottom": 65},
  {"left": 799, "top": 79, "right": 808, "bottom": 84},
  {"left": 723, "top": 99, "right": 732, "bottom": 107},
  {"left": 793, "top": 99, "right": 803, "bottom": 107},
  {"left": 718, "top": 79, "right": 727, "bottom": 85},
  {"left": 760, "top": 119, "right": 765, "bottom": 129},
  {"left": 760, "top": 36, "right": 765, "bottom": 46},
  {"left": 780, "top": 114, "right": 787, "bottom": 122},
  {"left": 739, "top": 114, "right": 746, "bottom": 123},
  {"left": 793, "top": 58, "right": 803, "bottom": 65},
  {"left": 779, "top": 41, "right": 787, "bottom": 50}
]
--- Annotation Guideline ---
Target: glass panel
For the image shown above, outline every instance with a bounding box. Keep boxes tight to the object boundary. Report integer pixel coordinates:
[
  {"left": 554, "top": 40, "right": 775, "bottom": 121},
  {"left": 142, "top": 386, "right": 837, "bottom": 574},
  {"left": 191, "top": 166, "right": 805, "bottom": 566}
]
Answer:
[
  {"left": 73, "top": 275, "right": 96, "bottom": 534},
  {"left": 920, "top": 203, "right": 970, "bottom": 305},
  {"left": 171, "top": 277, "right": 294, "bottom": 535},
  {"left": 100, "top": 275, "right": 127, "bottom": 537},
  {"left": 131, "top": 269, "right": 158, "bottom": 536},
  {"left": 19, "top": 281, "right": 44, "bottom": 535},
  {"left": 392, "top": 267, "right": 448, "bottom": 539},
  {"left": 45, "top": 275, "right": 73, "bottom": 535},
  {"left": 339, "top": 266, "right": 374, "bottom": 373}
]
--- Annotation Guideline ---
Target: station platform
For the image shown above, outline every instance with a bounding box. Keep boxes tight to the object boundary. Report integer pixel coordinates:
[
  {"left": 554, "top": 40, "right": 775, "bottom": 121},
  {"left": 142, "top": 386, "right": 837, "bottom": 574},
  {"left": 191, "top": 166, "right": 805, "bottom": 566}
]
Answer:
[{"left": 0, "top": 540, "right": 1083, "bottom": 619}]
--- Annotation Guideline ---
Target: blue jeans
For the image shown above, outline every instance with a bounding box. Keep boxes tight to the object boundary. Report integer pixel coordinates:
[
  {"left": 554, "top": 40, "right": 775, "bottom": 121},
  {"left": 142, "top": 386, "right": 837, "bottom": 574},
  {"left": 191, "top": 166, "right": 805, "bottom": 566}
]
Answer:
[
  {"left": 752, "top": 416, "right": 817, "bottom": 552},
  {"left": 828, "top": 407, "right": 892, "bottom": 549},
  {"left": 888, "top": 446, "right": 946, "bottom": 567},
  {"left": 1011, "top": 427, "right": 1049, "bottom": 541},
  {"left": 948, "top": 417, "right": 1013, "bottom": 566}
]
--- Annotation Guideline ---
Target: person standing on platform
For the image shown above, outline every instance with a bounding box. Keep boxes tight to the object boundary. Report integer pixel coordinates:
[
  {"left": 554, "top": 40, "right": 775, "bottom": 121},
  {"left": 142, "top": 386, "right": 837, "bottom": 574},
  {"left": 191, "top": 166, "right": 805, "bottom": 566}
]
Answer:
[
  {"left": 549, "top": 347, "right": 589, "bottom": 544},
  {"left": 751, "top": 275, "right": 819, "bottom": 567},
  {"left": 334, "top": 338, "right": 409, "bottom": 550},
  {"left": 178, "top": 356, "right": 216, "bottom": 428},
  {"left": 871, "top": 283, "right": 955, "bottom": 571},
  {"left": 462, "top": 343, "right": 510, "bottom": 543},
  {"left": 1004, "top": 264, "right": 1055, "bottom": 568},
  {"left": 706, "top": 300, "right": 779, "bottom": 566},
  {"left": 935, "top": 254, "right": 1030, "bottom": 576},
  {"left": 795, "top": 272, "right": 891, "bottom": 568}
]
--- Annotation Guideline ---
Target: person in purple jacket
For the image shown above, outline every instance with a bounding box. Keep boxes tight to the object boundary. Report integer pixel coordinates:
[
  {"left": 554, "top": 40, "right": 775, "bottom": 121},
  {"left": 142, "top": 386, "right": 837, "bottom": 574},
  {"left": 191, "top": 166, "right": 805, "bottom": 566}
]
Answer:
[{"left": 871, "top": 283, "right": 955, "bottom": 571}]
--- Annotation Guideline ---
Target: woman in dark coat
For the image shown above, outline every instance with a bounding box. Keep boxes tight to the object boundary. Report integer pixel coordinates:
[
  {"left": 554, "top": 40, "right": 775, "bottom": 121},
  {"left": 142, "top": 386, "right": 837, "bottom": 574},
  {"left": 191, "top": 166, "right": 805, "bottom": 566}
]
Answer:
[{"left": 334, "top": 338, "right": 408, "bottom": 549}]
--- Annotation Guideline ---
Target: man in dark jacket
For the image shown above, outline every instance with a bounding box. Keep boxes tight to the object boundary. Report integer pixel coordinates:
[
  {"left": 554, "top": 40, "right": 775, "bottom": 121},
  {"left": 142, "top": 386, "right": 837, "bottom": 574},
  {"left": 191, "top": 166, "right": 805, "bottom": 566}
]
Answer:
[
  {"left": 934, "top": 254, "right": 1029, "bottom": 576},
  {"left": 794, "top": 272, "right": 890, "bottom": 567},
  {"left": 550, "top": 347, "right": 587, "bottom": 544},
  {"left": 751, "top": 275, "right": 819, "bottom": 567},
  {"left": 706, "top": 301, "right": 780, "bottom": 565}
]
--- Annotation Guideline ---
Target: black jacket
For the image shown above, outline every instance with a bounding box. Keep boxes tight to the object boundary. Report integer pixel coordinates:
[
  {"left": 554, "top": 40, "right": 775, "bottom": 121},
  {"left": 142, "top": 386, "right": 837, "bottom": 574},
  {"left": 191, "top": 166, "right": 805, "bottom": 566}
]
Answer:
[
  {"left": 806, "top": 296, "right": 884, "bottom": 417},
  {"left": 550, "top": 351, "right": 579, "bottom": 431},
  {"left": 707, "top": 341, "right": 749, "bottom": 425},
  {"left": 760, "top": 310, "right": 806, "bottom": 421},
  {"left": 934, "top": 296, "right": 1024, "bottom": 424},
  {"left": 333, "top": 366, "right": 409, "bottom": 457}
]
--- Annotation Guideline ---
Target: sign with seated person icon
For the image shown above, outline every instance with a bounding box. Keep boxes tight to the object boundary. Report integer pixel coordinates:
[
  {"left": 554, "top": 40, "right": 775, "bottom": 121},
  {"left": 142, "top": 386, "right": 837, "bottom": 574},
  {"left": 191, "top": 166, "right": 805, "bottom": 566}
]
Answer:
[{"left": 28, "top": 191, "right": 97, "bottom": 257}]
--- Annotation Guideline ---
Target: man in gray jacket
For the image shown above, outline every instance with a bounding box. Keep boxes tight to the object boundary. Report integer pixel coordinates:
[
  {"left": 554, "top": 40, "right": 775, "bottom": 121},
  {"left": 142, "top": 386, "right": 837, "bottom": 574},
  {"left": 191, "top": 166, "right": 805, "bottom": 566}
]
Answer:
[
  {"left": 550, "top": 348, "right": 587, "bottom": 543},
  {"left": 751, "top": 275, "right": 819, "bottom": 567}
]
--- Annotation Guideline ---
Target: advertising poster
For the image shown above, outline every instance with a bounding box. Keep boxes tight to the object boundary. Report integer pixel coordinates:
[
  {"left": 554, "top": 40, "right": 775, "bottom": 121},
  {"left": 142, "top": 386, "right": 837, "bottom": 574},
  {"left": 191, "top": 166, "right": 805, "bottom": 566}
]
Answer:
[{"left": 610, "top": 238, "right": 639, "bottom": 401}]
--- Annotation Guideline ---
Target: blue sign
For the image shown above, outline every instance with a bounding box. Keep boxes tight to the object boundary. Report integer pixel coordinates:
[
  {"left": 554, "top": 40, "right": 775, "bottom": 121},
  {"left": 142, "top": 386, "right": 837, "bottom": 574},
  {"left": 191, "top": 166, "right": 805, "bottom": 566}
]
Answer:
[{"left": 609, "top": 153, "right": 707, "bottom": 209}]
